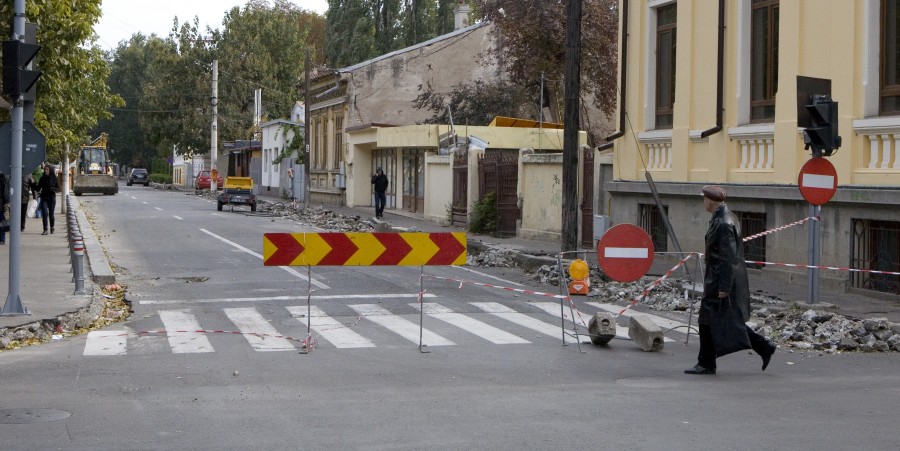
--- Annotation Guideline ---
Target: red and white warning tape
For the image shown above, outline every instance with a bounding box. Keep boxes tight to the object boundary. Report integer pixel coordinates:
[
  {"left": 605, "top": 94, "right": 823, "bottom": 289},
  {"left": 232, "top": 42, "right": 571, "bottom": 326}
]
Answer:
[
  {"left": 745, "top": 260, "right": 900, "bottom": 276},
  {"left": 742, "top": 216, "right": 818, "bottom": 243}
]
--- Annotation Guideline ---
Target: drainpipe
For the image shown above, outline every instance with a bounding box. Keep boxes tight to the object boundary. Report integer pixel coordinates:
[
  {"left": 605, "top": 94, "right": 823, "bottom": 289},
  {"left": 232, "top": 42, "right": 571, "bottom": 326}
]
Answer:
[
  {"left": 597, "top": 0, "right": 628, "bottom": 151},
  {"left": 699, "top": 0, "right": 725, "bottom": 139}
]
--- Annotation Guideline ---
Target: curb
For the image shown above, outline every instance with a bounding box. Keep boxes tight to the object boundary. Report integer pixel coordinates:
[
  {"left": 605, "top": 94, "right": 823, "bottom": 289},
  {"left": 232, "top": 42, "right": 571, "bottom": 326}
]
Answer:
[{"left": 70, "top": 195, "right": 116, "bottom": 285}]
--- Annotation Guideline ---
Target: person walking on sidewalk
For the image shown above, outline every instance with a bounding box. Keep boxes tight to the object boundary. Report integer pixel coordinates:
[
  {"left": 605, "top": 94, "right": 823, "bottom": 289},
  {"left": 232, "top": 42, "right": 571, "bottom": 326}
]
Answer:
[
  {"left": 685, "top": 185, "right": 777, "bottom": 375},
  {"left": 36, "top": 164, "right": 60, "bottom": 235},
  {"left": 0, "top": 171, "right": 8, "bottom": 244},
  {"left": 371, "top": 167, "right": 388, "bottom": 218},
  {"left": 20, "top": 173, "right": 36, "bottom": 232}
]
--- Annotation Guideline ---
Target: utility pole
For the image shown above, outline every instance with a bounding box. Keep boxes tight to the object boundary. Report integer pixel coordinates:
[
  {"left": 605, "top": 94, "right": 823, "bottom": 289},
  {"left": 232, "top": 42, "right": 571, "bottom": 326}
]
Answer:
[
  {"left": 210, "top": 59, "right": 219, "bottom": 191},
  {"left": 561, "top": 0, "right": 583, "bottom": 253},
  {"left": 304, "top": 48, "right": 311, "bottom": 209}
]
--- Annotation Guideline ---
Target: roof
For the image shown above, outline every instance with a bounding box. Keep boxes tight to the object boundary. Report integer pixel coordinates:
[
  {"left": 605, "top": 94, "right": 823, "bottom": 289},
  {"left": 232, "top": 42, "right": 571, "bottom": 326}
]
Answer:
[{"left": 312, "top": 21, "right": 489, "bottom": 83}]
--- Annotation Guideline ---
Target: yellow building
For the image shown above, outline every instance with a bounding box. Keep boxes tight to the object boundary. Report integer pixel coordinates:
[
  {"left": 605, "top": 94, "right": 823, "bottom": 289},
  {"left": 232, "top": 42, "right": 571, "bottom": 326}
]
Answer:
[{"left": 608, "top": 0, "right": 900, "bottom": 295}]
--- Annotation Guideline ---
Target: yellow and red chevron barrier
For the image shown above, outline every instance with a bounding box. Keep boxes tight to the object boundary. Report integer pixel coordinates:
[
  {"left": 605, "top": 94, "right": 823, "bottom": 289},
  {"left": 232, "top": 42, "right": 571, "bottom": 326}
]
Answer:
[{"left": 263, "top": 232, "right": 466, "bottom": 266}]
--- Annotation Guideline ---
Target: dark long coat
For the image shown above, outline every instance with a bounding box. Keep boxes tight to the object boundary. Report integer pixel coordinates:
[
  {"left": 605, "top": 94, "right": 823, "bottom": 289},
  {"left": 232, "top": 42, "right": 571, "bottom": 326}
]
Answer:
[{"left": 699, "top": 204, "right": 751, "bottom": 325}]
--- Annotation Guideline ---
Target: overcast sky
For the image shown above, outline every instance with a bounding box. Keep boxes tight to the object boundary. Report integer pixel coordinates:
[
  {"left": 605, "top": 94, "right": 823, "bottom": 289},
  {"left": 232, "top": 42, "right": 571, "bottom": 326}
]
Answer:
[{"left": 95, "top": 0, "right": 329, "bottom": 51}]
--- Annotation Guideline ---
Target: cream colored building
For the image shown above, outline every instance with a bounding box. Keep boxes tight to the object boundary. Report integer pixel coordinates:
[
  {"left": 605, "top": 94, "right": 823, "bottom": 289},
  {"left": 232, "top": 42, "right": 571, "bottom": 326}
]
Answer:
[{"left": 607, "top": 0, "right": 900, "bottom": 295}]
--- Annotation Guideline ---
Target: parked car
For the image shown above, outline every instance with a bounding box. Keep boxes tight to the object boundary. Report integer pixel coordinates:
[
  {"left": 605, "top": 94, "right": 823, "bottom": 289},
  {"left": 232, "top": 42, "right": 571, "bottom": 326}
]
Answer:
[
  {"left": 195, "top": 170, "right": 223, "bottom": 190},
  {"left": 127, "top": 168, "right": 149, "bottom": 186}
]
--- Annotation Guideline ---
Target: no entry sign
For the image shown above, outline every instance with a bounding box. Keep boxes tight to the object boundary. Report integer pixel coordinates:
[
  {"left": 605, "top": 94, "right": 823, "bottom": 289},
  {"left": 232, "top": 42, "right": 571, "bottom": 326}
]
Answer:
[
  {"left": 597, "top": 224, "right": 655, "bottom": 283},
  {"left": 798, "top": 157, "right": 838, "bottom": 205}
]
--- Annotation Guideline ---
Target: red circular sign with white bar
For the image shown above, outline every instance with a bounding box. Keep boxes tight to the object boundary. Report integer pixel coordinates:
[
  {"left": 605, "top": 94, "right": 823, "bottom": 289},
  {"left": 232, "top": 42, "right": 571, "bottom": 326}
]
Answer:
[
  {"left": 597, "top": 224, "right": 655, "bottom": 283},
  {"left": 798, "top": 157, "right": 838, "bottom": 206}
]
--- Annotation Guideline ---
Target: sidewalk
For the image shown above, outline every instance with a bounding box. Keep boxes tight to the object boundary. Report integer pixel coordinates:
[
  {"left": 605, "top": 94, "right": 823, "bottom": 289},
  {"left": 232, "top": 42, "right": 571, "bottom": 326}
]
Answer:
[
  {"left": 0, "top": 195, "right": 100, "bottom": 336},
  {"left": 2, "top": 190, "right": 898, "bottom": 347}
]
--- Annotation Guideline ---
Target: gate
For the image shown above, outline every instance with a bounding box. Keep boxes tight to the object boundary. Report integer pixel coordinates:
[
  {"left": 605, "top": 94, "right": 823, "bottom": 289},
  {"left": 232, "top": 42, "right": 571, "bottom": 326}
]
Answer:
[
  {"left": 451, "top": 148, "right": 468, "bottom": 227},
  {"left": 580, "top": 147, "right": 594, "bottom": 248},
  {"left": 478, "top": 150, "right": 520, "bottom": 237}
]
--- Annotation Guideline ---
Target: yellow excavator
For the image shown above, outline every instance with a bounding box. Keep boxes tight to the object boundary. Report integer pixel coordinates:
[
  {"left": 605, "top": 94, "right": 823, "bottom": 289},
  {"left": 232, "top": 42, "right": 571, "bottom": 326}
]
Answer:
[{"left": 72, "top": 133, "right": 119, "bottom": 196}]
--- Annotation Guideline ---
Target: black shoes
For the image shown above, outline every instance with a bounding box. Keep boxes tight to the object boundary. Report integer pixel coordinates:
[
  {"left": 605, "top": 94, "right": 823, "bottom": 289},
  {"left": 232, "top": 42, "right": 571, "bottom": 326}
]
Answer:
[
  {"left": 761, "top": 341, "right": 777, "bottom": 371},
  {"left": 684, "top": 364, "right": 716, "bottom": 375},
  {"left": 42, "top": 230, "right": 48, "bottom": 235},
  {"left": 50, "top": 227, "right": 54, "bottom": 234}
]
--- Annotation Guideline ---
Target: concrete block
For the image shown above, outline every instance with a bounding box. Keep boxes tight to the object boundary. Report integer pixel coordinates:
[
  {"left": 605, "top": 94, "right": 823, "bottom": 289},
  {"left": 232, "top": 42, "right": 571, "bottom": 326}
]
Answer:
[
  {"left": 588, "top": 312, "right": 616, "bottom": 346},
  {"left": 628, "top": 314, "right": 664, "bottom": 352}
]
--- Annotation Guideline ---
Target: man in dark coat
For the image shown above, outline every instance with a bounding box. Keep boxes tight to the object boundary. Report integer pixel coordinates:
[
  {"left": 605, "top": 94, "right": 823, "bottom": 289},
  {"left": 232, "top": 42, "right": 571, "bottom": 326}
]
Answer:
[
  {"left": 371, "top": 167, "right": 388, "bottom": 218},
  {"left": 685, "top": 185, "right": 777, "bottom": 375}
]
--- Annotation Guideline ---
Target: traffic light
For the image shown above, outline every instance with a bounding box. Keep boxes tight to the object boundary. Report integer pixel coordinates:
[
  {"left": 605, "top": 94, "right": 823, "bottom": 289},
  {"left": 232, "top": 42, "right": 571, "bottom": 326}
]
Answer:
[
  {"left": 802, "top": 95, "right": 841, "bottom": 157},
  {"left": 2, "top": 39, "right": 41, "bottom": 98}
]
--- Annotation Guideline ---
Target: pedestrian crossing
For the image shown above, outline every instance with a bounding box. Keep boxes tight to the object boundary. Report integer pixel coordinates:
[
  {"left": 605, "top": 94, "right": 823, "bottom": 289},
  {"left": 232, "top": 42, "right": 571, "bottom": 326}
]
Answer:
[{"left": 82, "top": 301, "right": 692, "bottom": 356}]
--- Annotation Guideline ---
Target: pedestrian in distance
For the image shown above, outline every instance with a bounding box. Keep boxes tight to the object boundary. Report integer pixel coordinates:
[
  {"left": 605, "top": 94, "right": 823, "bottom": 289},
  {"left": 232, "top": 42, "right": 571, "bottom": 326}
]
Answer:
[
  {"left": 685, "top": 185, "right": 777, "bottom": 375},
  {"left": 20, "top": 173, "right": 37, "bottom": 232},
  {"left": 371, "top": 167, "right": 388, "bottom": 219},
  {"left": 0, "top": 171, "right": 9, "bottom": 244},
  {"left": 36, "top": 164, "right": 60, "bottom": 235}
]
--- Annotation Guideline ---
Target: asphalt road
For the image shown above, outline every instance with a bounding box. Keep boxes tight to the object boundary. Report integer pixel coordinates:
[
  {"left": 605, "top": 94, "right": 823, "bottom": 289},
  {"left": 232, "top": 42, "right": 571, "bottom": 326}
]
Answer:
[{"left": 1, "top": 185, "right": 898, "bottom": 450}]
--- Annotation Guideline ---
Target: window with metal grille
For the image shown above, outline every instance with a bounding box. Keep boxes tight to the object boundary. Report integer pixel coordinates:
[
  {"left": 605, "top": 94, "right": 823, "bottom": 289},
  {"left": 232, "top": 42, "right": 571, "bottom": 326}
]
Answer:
[
  {"left": 851, "top": 218, "right": 900, "bottom": 295},
  {"left": 735, "top": 211, "right": 767, "bottom": 269},
  {"left": 639, "top": 203, "right": 668, "bottom": 252}
]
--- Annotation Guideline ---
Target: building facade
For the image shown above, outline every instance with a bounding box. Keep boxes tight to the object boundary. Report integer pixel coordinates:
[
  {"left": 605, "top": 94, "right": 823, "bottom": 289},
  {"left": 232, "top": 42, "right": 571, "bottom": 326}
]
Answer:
[{"left": 608, "top": 0, "right": 900, "bottom": 295}]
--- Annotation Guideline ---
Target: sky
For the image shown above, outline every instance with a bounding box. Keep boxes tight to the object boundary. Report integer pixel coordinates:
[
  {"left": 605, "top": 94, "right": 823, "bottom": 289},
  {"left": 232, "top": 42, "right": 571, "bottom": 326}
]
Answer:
[{"left": 94, "top": 0, "right": 329, "bottom": 51}]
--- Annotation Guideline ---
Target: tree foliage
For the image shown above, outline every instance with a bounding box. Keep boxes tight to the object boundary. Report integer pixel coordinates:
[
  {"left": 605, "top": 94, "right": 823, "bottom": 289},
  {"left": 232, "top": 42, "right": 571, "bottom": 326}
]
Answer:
[
  {"left": 97, "top": 0, "right": 325, "bottom": 164},
  {"left": 413, "top": 79, "right": 525, "bottom": 126},
  {"left": 474, "top": 0, "right": 618, "bottom": 122},
  {"left": 0, "top": 0, "right": 124, "bottom": 163},
  {"left": 326, "top": 0, "right": 465, "bottom": 68}
]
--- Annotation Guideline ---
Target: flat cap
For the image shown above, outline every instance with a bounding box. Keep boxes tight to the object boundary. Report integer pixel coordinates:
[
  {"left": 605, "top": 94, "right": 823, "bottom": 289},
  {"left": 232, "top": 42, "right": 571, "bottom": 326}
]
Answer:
[{"left": 701, "top": 185, "right": 726, "bottom": 202}]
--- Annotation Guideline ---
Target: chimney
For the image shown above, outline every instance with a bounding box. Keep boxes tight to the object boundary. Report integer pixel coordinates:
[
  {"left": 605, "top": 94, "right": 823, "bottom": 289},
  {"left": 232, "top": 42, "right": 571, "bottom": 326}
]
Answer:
[{"left": 454, "top": 0, "right": 471, "bottom": 30}]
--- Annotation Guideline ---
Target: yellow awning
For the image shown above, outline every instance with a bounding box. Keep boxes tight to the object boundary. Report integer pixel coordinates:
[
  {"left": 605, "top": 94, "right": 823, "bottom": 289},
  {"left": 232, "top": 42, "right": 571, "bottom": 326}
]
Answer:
[{"left": 488, "top": 116, "right": 564, "bottom": 129}]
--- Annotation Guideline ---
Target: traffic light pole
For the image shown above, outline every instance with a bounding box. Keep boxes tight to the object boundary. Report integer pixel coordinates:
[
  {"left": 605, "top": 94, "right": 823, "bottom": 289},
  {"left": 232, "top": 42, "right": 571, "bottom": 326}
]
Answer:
[
  {"left": 2, "top": 0, "right": 30, "bottom": 316},
  {"left": 806, "top": 147, "right": 823, "bottom": 306}
]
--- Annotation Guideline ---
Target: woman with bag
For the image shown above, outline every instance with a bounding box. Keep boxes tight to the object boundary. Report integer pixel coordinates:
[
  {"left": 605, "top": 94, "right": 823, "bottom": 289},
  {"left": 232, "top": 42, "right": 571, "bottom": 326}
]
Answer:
[
  {"left": 684, "top": 185, "right": 777, "bottom": 375},
  {"left": 36, "top": 164, "right": 59, "bottom": 235},
  {"left": 21, "top": 174, "right": 37, "bottom": 231}
]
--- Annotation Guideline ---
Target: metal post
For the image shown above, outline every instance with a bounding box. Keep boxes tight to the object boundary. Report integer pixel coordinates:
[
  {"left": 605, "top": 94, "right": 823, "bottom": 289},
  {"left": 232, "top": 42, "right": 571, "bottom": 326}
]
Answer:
[
  {"left": 2, "top": 0, "right": 31, "bottom": 316},
  {"left": 210, "top": 60, "right": 218, "bottom": 192},
  {"left": 73, "top": 240, "right": 85, "bottom": 295},
  {"left": 806, "top": 204, "right": 821, "bottom": 304},
  {"left": 556, "top": 254, "right": 568, "bottom": 346},
  {"left": 418, "top": 266, "right": 429, "bottom": 353},
  {"left": 303, "top": 48, "right": 311, "bottom": 209}
]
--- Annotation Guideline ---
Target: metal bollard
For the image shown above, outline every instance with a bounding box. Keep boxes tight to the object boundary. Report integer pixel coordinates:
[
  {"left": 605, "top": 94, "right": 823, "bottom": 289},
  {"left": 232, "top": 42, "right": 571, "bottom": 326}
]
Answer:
[
  {"left": 69, "top": 233, "right": 82, "bottom": 272},
  {"left": 73, "top": 240, "right": 86, "bottom": 294}
]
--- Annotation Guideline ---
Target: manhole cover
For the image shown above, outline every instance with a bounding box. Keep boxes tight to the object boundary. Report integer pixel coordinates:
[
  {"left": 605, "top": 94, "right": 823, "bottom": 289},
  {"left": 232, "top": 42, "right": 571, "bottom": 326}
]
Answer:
[
  {"left": 616, "top": 377, "right": 683, "bottom": 389},
  {"left": 0, "top": 408, "right": 71, "bottom": 424}
]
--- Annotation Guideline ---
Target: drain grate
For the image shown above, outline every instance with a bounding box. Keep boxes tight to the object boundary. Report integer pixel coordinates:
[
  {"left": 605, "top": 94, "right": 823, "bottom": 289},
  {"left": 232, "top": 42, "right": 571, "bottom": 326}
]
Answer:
[{"left": 0, "top": 408, "right": 71, "bottom": 424}]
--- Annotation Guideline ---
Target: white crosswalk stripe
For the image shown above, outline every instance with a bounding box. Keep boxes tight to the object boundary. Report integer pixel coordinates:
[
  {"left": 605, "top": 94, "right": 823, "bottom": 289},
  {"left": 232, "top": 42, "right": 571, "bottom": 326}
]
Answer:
[
  {"left": 469, "top": 302, "right": 565, "bottom": 340},
  {"left": 158, "top": 309, "right": 215, "bottom": 354},
  {"left": 82, "top": 300, "right": 693, "bottom": 356},
  {"left": 349, "top": 304, "right": 455, "bottom": 346},
  {"left": 286, "top": 305, "right": 375, "bottom": 348},
  {"left": 224, "top": 307, "right": 296, "bottom": 351},
  {"left": 83, "top": 330, "right": 128, "bottom": 356},
  {"left": 410, "top": 303, "right": 530, "bottom": 344}
]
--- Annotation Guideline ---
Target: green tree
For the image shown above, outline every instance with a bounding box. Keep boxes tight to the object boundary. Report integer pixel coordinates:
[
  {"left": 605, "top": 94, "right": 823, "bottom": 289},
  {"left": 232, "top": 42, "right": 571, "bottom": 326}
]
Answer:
[
  {"left": 326, "top": 0, "right": 377, "bottom": 67},
  {"left": 474, "top": 0, "right": 618, "bottom": 127},
  {"left": 0, "top": 0, "right": 124, "bottom": 162}
]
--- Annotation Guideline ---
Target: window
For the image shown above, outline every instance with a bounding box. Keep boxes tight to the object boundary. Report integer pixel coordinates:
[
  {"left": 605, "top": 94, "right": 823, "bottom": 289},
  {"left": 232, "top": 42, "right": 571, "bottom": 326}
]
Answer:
[
  {"left": 750, "top": 0, "right": 778, "bottom": 122},
  {"left": 656, "top": 3, "right": 677, "bottom": 129},
  {"left": 881, "top": 0, "right": 900, "bottom": 114},
  {"left": 334, "top": 116, "right": 344, "bottom": 170},
  {"left": 851, "top": 218, "right": 900, "bottom": 294},
  {"left": 639, "top": 203, "right": 668, "bottom": 252},
  {"left": 735, "top": 211, "right": 767, "bottom": 269}
]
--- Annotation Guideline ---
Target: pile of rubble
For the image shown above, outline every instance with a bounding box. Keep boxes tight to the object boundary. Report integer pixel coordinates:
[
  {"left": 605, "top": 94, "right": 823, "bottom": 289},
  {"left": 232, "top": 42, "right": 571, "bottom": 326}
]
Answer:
[
  {"left": 506, "top": 256, "right": 900, "bottom": 353},
  {"left": 466, "top": 248, "right": 518, "bottom": 268}
]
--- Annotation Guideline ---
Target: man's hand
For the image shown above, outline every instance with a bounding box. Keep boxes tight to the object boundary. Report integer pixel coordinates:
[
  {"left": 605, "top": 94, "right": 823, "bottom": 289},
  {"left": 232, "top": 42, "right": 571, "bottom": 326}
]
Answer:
[{"left": 718, "top": 291, "right": 728, "bottom": 299}]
